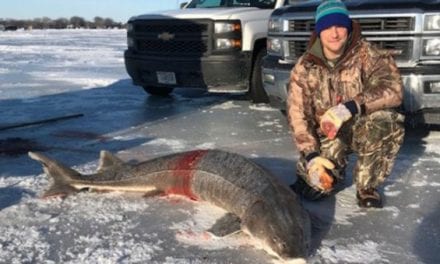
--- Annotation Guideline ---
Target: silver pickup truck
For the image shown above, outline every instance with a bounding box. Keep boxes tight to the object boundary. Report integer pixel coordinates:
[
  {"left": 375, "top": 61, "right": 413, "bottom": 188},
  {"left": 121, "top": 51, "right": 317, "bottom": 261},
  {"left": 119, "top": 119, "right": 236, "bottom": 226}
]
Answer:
[{"left": 262, "top": 0, "right": 440, "bottom": 124}]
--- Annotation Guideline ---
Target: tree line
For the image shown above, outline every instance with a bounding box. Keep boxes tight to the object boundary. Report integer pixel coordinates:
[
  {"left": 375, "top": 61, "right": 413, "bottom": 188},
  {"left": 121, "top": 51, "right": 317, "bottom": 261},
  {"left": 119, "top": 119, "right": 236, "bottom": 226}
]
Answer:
[{"left": 0, "top": 16, "right": 125, "bottom": 30}]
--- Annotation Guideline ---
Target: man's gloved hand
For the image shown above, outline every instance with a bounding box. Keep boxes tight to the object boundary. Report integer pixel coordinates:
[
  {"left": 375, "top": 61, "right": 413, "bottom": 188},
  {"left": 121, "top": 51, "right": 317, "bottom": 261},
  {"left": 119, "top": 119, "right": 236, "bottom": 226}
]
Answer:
[
  {"left": 307, "top": 156, "right": 335, "bottom": 191},
  {"left": 320, "top": 101, "right": 358, "bottom": 140}
]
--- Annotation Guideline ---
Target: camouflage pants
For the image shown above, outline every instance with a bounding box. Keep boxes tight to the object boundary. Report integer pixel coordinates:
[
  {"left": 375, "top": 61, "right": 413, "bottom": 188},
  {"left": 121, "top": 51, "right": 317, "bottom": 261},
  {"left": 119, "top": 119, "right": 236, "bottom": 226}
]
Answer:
[{"left": 296, "top": 110, "right": 405, "bottom": 192}]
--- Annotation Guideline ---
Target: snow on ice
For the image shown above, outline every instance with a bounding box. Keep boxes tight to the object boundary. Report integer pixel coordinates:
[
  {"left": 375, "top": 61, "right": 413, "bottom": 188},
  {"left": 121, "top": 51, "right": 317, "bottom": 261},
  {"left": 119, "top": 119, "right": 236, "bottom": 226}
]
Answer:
[{"left": 0, "top": 29, "right": 439, "bottom": 264}]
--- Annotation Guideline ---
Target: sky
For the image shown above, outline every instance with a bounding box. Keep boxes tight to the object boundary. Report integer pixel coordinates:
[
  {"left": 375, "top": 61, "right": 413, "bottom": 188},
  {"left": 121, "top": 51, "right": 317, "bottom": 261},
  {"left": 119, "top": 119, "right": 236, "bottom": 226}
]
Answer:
[{"left": 0, "top": 0, "right": 188, "bottom": 23}]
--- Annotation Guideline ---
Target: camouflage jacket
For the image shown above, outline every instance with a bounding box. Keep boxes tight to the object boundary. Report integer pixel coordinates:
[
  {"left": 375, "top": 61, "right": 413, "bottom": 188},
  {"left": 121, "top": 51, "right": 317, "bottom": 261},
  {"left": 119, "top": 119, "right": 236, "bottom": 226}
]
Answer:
[{"left": 287, "top": 21, "right": 403, "bottom": 156}]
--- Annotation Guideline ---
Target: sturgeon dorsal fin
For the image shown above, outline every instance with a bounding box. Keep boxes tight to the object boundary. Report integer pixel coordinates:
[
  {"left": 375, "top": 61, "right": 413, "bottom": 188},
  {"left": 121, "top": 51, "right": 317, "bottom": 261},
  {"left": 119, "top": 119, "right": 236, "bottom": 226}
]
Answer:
[{"left": 97, "top": 150, "right": 125, "bottom": 172}]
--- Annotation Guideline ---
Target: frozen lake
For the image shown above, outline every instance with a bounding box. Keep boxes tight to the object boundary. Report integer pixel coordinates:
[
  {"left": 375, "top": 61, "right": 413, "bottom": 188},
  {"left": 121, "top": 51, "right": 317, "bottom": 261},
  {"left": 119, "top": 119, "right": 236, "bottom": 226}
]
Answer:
[{"left": 0, "top": 29, "right": 439, "bottom": 264}]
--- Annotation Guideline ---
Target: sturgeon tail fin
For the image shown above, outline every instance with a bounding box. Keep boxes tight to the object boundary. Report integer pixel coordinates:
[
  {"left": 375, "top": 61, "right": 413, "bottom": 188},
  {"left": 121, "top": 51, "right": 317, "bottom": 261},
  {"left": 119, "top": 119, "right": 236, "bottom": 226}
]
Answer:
[{"left": 28, "top": 151, "right": 81, "bottom": 198}]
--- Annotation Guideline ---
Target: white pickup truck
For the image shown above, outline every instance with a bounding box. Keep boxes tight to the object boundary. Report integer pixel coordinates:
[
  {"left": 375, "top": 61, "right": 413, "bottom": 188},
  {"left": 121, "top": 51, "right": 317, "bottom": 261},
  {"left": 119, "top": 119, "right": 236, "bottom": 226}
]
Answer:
[{"left": 124, "top": 0, "right": 288, "bottom": 103}]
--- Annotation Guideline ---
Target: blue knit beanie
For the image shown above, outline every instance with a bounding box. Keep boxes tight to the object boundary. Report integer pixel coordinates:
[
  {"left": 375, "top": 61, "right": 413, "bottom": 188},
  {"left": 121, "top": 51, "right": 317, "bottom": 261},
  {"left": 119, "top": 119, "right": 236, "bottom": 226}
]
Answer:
[{"left": 315, "top": 0, "right": 352, "bottom": 35}]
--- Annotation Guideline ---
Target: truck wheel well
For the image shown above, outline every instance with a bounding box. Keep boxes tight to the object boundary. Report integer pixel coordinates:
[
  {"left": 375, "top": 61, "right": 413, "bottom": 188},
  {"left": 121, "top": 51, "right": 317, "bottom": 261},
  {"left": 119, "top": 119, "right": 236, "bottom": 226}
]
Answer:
[
  {"left": 252, "top": 38, "right": 266, "bottom": 66},
  {"left": 248, "top": 38, "right": 269, "bottom": 103}
]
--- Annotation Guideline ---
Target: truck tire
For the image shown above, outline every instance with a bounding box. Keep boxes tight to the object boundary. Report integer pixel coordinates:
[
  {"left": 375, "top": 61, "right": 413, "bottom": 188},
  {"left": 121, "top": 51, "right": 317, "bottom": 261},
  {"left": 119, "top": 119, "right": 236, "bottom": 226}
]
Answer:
[
  {"left": 249, "top": 48, "right": 269, "bottom": 103},
  {"left": 142, "top": 86, "right": 174, "bottom": 96}
]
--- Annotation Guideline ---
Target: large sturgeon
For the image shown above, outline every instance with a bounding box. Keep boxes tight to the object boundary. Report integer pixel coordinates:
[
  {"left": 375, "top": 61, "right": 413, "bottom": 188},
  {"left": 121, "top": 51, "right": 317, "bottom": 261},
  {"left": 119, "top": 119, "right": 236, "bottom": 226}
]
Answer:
[{"left": 29, "top": 149, "right": 311, "bottom": 263}]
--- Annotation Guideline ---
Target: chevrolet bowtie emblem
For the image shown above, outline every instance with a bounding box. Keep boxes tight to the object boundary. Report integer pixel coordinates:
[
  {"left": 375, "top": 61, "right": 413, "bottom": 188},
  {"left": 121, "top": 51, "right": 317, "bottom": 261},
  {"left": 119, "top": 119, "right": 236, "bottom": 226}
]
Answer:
[{"left": 158, "top": 32, "right": 175, "bottom": 41}]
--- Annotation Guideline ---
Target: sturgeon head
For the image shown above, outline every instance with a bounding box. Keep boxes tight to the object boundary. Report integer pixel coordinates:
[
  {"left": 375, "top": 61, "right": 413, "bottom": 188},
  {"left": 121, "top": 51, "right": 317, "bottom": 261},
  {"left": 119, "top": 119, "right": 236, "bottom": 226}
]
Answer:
[{"left": 241, "top": 198, "right": 311, "bottom": 262}]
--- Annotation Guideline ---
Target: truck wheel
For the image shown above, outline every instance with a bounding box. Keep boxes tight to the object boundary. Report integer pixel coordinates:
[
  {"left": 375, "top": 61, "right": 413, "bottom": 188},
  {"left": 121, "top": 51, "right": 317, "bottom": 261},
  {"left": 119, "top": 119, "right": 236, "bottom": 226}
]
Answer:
[
  {"left": 142, "top": 86, "right": 174, "bottom": 96},
  {"left": 249, "top": 48, "right": 269, "bottom": 103}
]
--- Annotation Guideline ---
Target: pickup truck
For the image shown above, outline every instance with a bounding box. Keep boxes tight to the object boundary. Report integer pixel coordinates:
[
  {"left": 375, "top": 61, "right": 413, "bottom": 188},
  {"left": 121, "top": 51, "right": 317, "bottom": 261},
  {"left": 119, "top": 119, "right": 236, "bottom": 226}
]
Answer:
[
  {"left": 262, "top": 0, "right": 440, "bottom": 124},
  {"left": 124, "top": 0, "right": 288, "bottom": 103}
]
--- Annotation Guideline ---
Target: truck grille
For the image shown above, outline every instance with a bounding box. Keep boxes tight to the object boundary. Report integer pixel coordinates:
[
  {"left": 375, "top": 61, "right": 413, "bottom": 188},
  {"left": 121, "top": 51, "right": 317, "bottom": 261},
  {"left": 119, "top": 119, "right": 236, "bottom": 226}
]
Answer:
[
  {"left": 359, "top": 17, "right": 415, "bottom": 31},
  {"left": 287, "top": 39, "right": 412, "bottom": 62},
  {"left": 134, "top": 23, "right": 208, "bottom": 33},
  {"left": 137, "top": 39, "right": 208, "bottom": 55},
  {"left": 287, "top": 41, "right": 309, "bottom": 59},
  {"left": 289, "top": 16, "right": 415, "bottom": 32},
  {"left": 132, "top": 19, "right": 211, "bottom": 56}
]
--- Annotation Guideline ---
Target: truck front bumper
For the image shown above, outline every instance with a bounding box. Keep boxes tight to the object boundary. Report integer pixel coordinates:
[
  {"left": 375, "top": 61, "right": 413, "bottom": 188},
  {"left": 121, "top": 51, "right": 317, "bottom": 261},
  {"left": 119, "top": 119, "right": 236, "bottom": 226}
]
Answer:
[
  {"left": 262, "top": 57, "right": 440, "bottom": 124},
  {"left": 400, "top": 67, "right": 440, "bottom": 124},
  {"left": 124, "top": 50, "right": 250, "bottom": 92}
]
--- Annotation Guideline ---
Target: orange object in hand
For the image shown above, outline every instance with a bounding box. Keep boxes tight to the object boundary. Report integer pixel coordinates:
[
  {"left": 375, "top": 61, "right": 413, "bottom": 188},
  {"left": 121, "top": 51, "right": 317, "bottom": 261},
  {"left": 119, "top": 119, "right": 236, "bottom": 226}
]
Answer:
[
  {"left": 319, "top": 170, "right": 334, "bottom": 190},
  {"left": 320, "top": 104, "right": 353, "bottom": 140},
  {"left": 307, "top": 157, "right": 335, "bottom": 191},
  {"left": 321, "top": 121, "right": 338, "bottom": 140}
]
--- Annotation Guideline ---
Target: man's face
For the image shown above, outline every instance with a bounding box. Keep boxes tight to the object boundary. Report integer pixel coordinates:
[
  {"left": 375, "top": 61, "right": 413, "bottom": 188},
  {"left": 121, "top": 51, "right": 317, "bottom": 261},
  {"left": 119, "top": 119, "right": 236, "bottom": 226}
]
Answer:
[{"left": 319, "top": 25, "right": 348, "bottom": 60}]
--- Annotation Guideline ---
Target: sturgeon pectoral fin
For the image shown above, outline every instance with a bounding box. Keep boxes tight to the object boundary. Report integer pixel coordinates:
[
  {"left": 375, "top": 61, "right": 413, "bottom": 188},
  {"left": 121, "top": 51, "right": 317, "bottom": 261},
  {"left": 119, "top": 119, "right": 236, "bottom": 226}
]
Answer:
[{"left": 207, "top": 213, "right": 242, "bottom": 237}]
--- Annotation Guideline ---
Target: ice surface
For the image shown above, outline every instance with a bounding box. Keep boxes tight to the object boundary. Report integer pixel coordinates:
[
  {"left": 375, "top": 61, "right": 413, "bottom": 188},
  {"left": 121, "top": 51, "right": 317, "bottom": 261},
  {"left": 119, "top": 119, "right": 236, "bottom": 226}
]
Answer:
[{"left": 0, "top": 29, "right": 439, "bottom": 264}]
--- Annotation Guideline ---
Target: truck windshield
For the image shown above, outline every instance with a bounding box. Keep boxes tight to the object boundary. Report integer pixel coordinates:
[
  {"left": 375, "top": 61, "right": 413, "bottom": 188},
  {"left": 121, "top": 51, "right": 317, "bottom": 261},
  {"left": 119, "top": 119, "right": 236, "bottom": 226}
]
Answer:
[{"left": 186, "top": 0, "right": 276, "bottom": 8}]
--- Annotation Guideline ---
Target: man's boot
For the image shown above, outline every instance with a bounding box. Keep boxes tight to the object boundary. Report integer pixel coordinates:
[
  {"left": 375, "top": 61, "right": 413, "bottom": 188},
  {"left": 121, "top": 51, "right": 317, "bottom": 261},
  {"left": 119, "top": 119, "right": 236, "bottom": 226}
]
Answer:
[{"left": 356, "top": 188, "right": 382, "bottom": 208}]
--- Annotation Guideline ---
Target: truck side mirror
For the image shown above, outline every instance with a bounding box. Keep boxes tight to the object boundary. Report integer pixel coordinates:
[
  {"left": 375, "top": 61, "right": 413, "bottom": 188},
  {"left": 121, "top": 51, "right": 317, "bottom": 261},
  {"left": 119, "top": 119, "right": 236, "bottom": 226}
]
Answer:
[{"left": 180, "top": 2, "right": 188, "bottom": 9}]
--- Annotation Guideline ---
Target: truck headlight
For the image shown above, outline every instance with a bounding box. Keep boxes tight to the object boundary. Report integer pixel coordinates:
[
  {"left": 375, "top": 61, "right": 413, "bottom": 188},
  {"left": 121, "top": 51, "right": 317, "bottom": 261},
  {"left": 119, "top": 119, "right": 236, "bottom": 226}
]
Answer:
[
  {"left": 215, "top": 21, "right": 241, "bottom": 33},
  {"left": 216, "top": 38, "right": 241, "bottom": 49},
  {"left": 267, "top": 37, "right": 282, "bottom": 55},
  {"left": 214, "top": 20, "right": 241, "bottom": 50},
  {"left": 424, "top": 14, "right": 440, "bottom": 31},
  {"left": 268, "top": 18, "right": 282, "bottom": 32},
  {"left": 423, "top": 39, "right": 440, "bottom": 56},
  {"left": 127, "top": 37, "right": 134, "bottom": 48}
]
